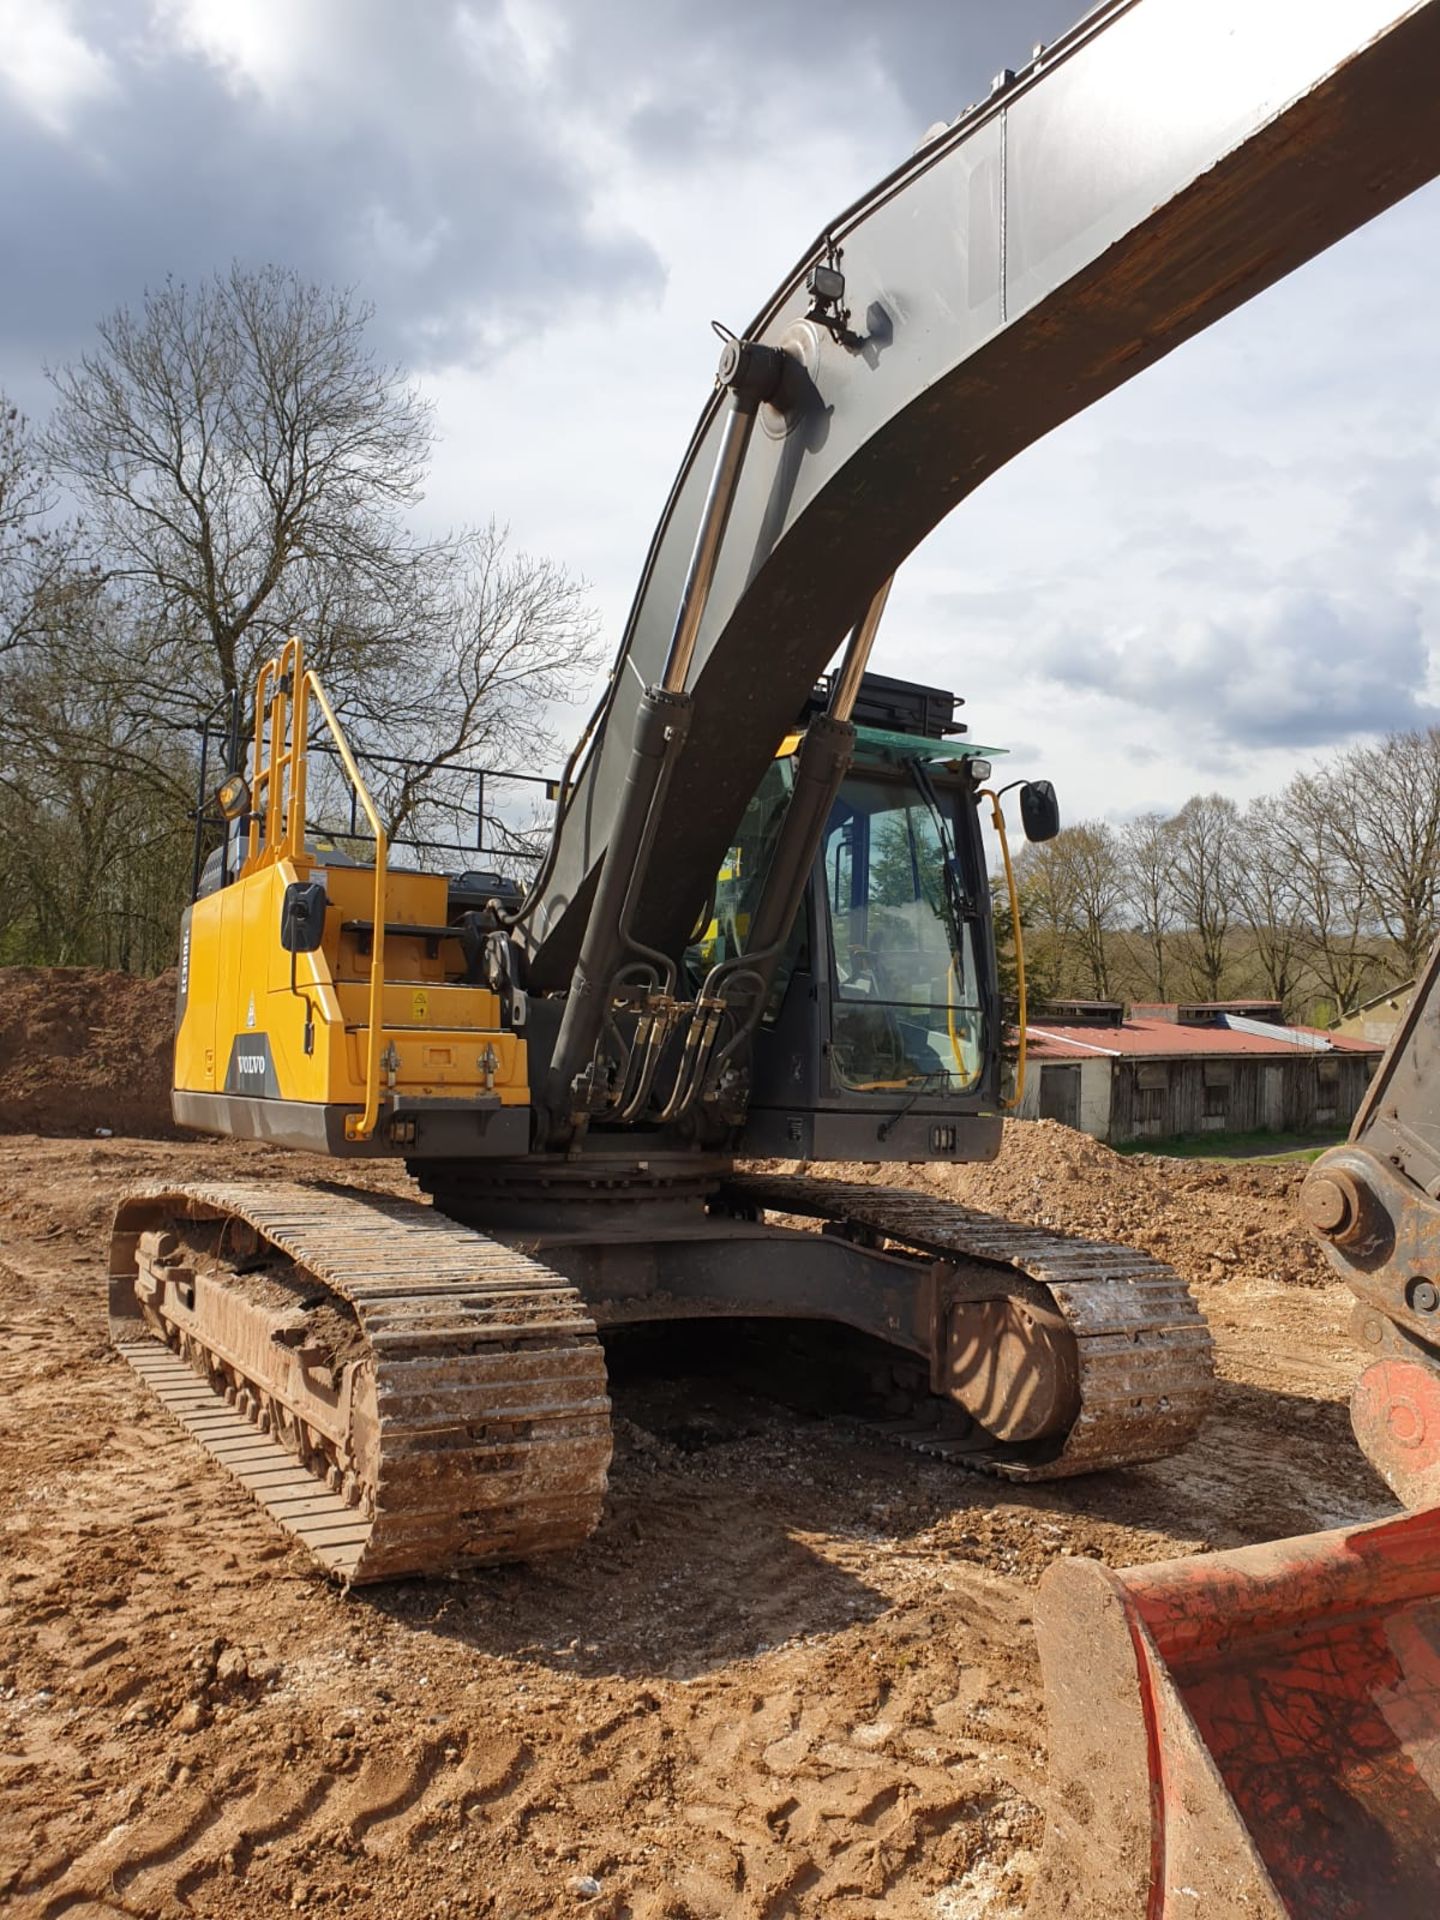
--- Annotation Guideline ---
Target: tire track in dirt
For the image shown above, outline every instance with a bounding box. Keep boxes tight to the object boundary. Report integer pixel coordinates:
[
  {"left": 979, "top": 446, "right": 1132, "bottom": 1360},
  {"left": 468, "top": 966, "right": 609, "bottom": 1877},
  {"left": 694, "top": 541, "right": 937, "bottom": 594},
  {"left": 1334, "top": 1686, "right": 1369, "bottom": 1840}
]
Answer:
[
  {"left": 592, "top": 1554, "right": 1045, "bottom": 1920},
  {"left": 34, "top": 1780, "right": 241, "bottom": 1918},
  {"left": 1, "top": 1130, "right": 1395, "bottom": 1920},
  {"left": 172, "top": 1774, "right": 339, "bottom": 1903}
]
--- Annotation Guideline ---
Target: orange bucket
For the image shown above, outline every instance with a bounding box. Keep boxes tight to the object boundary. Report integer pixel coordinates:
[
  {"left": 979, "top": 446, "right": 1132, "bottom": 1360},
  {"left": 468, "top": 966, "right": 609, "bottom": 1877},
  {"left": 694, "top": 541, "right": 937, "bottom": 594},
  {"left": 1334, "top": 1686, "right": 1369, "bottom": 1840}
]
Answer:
[{"left": 1028, "top": 1507, "right": 1440, "bottom": 1918}]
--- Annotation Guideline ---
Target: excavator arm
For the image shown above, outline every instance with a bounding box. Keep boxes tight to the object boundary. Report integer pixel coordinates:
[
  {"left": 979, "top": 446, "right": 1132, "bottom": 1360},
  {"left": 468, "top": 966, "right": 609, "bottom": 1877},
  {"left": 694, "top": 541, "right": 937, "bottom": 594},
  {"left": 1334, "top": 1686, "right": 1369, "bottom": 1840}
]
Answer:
[{"left": 523, "top": 0, "right": 1440, "bottom": 1143}]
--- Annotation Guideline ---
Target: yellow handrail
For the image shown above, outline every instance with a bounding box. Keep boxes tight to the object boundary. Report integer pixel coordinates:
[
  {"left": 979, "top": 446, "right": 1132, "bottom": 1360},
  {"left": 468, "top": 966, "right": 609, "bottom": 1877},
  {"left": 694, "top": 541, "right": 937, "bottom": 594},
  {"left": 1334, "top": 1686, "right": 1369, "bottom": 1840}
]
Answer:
[
  {"left": 243, "top": 636, "right": 389, "bottom": 1143},
  {"left": 300, "top": 667, "right": 388, "bottom": 1142},
  {"left": 980, "top": 790, "right": 1027, "bottom": 1113},
  {"left": 946, "top": 961, "right": 978, "bottom": 1084},
  {"left": 247, "top": 655, "right": 277, "bottom": 868}
]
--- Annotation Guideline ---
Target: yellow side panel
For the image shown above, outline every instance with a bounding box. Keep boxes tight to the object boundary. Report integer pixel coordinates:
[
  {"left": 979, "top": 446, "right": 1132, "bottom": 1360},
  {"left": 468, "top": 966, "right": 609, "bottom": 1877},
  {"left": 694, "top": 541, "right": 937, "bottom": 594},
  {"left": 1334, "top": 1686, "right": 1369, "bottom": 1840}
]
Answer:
[
  {"left": 337, "top": 1027, "right": 526, "bottom": 1104},
  {"left": 332, "top": 981, "right": 506, "bottom": 1032},
  {"left": 175, "top": 859, "right": 528, "bottom": 1113},
  {"left": 174, "top": 902, "right": 218, "bottom": 1092}
]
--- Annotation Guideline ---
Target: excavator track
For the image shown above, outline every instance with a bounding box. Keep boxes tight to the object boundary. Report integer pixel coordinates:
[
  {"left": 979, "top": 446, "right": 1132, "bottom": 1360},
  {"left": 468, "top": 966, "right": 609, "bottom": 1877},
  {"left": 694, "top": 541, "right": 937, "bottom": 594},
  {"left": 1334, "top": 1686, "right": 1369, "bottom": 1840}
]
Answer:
[
  {"left": 108, "top": 1182, "right": 612, "bottom": 1585},
  {"left": 727, "top": 1174, "right": 1214, "bottom": 1479}
]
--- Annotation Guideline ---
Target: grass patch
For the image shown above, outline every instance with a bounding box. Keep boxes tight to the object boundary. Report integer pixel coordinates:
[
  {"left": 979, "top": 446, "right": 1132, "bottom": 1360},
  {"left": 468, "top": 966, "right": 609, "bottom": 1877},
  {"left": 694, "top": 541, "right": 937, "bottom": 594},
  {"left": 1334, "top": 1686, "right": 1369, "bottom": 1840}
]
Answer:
[{"left": 1111, "top": 1127, "right": 1346, "bottom": 1164}]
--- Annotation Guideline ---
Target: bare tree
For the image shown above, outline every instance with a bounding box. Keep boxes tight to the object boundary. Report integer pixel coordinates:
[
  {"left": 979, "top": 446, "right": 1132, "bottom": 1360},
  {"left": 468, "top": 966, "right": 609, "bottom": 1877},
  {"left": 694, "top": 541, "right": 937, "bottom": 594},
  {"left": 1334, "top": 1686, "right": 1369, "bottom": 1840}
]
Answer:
[
  {"left": 1231, "top": 799, "right": 1307, "bottom": 1013},
  {"left": 1275, "top": 769, "right": 1379, "bottom": 1020},
  {"left": 1059, "top": 821, "right": 1127, "bottom": 998},
  {"left": 45, "top": 265, "right": 434, "bottom": 714},
  {"left": 1014, "top": 821, "right": 1128, "bottom": 999},
  {"left": 1320, "top": 731, "right": 1440, "bottom": 980},
  {"left": 345, "top": 521, "right": 599, "bottom": 841},
  {"left": 1120, "top": 810, "right": 1178, "bottom": 998},
  {"left": 1169, "top": 793, "right": 1239, "bottom": 999},
  {"left": 0, "top": 584, "right": 195, "bottom": 968},
  {"left": 33, "top": 267, "right": 600, "bottom": 913},
  {"left": 1014, "top": 835, "right": 1083, "bottom": 997},
  {"left": 0, "top": 399, "right": 79, "bottom": 658}
]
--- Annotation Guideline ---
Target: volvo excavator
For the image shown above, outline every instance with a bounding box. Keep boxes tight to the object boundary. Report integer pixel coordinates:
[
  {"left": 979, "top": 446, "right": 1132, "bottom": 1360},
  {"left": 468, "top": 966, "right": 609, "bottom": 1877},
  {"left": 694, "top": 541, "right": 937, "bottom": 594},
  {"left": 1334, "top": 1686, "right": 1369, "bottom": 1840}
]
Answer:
[{"left": 108, "top": 2, "right": 1440, "bottom": 1914}]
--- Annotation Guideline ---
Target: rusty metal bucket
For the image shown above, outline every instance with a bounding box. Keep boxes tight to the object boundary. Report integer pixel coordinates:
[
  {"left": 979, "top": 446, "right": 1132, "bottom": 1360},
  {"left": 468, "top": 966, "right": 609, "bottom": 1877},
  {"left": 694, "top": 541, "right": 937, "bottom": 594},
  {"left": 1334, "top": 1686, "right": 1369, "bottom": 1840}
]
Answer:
[{"left": 1028, "top": 1506, "right": 1440, "bottom": 1918}]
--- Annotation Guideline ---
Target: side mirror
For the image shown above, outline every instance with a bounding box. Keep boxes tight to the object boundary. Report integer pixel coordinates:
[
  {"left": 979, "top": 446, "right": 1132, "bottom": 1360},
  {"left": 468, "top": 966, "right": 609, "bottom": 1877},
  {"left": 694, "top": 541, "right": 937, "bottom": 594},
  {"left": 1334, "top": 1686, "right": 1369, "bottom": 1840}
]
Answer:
[
  {"left": 280, "top": 880, "right": 328, "bottom": 954},
  {"left": 1020, "top": 780, "right": 1060, "bottom": 843}
]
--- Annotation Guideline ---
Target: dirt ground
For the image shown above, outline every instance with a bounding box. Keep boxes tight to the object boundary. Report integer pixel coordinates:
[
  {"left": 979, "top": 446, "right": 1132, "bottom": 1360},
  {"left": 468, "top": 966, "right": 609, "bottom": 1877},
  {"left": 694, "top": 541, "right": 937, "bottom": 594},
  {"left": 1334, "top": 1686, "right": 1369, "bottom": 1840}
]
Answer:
[{"left": 0, "top": 1108, "right": 1394, "bottom": 1920}]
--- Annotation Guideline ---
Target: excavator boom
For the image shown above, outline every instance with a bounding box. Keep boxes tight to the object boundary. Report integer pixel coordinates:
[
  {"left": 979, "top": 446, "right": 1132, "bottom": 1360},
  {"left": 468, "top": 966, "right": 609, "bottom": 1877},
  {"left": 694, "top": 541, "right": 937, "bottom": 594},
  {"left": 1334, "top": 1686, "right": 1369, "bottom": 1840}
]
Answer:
[{"left": 530, "top": 0, "right": 1440, "bottom": 992}]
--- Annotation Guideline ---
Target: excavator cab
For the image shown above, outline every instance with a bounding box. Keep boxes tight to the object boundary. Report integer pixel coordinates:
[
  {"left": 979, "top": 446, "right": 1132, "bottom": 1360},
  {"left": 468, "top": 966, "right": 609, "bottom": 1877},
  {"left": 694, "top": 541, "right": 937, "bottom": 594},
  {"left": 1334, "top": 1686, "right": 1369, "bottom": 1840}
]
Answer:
[{"left": 735, "top": 695, "right": 1005, "bottom": 1163}]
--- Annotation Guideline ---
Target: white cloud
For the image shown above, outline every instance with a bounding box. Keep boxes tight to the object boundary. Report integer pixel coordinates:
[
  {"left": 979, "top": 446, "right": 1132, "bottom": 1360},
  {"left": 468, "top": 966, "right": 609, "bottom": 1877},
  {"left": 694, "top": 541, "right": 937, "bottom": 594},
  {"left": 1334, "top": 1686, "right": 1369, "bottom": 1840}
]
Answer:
[
  {"left": 4, "top": 0, "right": 1440, "bottom": 844},
  {"left": 0, "top": 0, "right": 112, "bottom": 132},
  {"left": 150, "top": 0, "right": 321, "bottom": 101}
]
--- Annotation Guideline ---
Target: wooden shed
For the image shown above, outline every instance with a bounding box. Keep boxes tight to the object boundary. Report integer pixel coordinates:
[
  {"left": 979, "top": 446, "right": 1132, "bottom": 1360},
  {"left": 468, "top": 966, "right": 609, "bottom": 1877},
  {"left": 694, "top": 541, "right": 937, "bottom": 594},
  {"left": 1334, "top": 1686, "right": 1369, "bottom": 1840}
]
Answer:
[{"left": 1018, "top": 1001, "right": 1383, "bottom": 1145}]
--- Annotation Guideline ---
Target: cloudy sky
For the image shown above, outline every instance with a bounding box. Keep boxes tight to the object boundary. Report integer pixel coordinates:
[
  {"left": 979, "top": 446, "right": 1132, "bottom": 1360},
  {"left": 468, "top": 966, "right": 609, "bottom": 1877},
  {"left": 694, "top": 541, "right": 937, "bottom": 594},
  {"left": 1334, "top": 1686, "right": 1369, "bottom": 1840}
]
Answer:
[{"left": 3, "top": 0, "right": 1439, "bottom": 831}]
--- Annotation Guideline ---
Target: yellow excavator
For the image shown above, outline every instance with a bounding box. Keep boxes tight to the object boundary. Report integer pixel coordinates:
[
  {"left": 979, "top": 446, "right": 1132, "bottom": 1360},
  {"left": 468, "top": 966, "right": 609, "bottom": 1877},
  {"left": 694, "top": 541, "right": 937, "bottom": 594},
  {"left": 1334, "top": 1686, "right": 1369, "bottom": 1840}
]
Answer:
[
  {"left": 108, "top": 3, "right": 1440, "bottom": 1912},
  {"left": 116, "top": 640, "right": 1212, "bottom": 1579}
]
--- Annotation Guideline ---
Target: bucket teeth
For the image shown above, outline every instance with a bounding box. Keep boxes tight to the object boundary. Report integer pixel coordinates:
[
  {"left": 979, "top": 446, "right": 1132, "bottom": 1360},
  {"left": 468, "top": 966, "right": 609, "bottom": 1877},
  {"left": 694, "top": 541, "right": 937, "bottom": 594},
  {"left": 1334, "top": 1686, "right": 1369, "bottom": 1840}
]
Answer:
[{"left": 110, "top": 1180, "right": 611, "bottom": 1584}]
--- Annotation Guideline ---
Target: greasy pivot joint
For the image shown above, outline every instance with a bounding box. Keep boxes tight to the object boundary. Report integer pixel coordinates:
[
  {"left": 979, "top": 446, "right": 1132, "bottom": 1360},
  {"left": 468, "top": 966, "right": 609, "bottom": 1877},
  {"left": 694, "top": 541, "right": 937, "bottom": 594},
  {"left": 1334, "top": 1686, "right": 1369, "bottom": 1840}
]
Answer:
[
  {"left": 1299, "top": 1166, "right": 1366, "bottom": 1243},
  {"left": 714, "top": 336, "right": 786, "bottom": 409}
]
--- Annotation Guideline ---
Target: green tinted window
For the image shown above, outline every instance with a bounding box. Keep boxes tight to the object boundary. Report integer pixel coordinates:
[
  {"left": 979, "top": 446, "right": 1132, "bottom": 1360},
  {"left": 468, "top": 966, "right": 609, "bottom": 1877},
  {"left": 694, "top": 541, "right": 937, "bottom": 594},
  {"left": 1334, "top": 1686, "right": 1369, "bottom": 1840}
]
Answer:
[
  {"left": 688, "top": 756, "right": 796, "bottom": 981},
  {"left": 823, "top": 778, "right": 983, "bottom": 1093}
]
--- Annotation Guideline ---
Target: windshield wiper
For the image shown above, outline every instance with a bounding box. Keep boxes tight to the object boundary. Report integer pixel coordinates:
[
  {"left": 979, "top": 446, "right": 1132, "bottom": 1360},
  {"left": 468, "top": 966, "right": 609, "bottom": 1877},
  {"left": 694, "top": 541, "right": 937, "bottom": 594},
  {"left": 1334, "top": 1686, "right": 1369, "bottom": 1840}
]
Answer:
[{"left": 907, "top": 759, "right": 971, "bottom": 975}]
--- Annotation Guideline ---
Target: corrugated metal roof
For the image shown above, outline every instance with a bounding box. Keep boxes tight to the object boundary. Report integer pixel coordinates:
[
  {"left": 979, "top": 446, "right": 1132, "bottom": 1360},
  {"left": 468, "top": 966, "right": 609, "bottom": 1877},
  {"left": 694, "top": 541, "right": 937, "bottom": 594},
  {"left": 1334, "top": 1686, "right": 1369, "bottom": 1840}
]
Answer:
[
  {"left": 1024, "top": 1017, "right": 1383, "bottom": 1061},
  {"left": 1341, "top": 980, "right": 1414, "bottom": 1019}
]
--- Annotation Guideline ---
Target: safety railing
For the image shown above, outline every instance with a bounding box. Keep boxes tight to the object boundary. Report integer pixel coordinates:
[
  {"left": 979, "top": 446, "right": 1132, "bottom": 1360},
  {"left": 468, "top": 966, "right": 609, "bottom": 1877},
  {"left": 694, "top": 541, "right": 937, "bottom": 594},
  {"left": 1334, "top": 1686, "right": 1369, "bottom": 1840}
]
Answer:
[
  {"left": 247, "top": 636, "right": 389, "bottom": 1142},
  {"left": 980, "top": 789, "right": 1027, "bottom": 1112}
]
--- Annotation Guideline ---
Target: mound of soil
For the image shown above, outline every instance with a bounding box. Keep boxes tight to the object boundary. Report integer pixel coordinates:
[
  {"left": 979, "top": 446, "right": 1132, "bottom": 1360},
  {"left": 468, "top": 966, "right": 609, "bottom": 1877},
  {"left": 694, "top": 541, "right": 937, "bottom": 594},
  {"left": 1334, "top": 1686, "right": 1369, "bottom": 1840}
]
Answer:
[
  {"left": 929, "top": 1118, "right": 1331, "bottom": 1292},
  {"left": 0, "top": 966, "right": 178, "bottom": 1138},
  {"left": 770, "top": 1115, "right": 1331, "bottom": 1295}
]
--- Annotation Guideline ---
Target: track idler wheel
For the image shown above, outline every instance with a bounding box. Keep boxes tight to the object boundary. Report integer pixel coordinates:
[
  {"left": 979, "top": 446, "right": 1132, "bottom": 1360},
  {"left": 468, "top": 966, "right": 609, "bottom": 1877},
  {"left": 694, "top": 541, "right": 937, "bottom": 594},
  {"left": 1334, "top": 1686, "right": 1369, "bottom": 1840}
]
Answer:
[{"left": 944, "top": 1293, "right": 1080, "bottom": 1443}]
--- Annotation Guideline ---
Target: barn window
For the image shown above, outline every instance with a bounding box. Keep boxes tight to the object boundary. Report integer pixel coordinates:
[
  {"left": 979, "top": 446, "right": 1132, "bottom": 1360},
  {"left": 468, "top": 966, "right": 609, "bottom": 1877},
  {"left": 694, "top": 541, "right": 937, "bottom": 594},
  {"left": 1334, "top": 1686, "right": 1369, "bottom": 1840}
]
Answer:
[{"left": 1203, "top": 1060, "right": 1233, "bottom": 1122}]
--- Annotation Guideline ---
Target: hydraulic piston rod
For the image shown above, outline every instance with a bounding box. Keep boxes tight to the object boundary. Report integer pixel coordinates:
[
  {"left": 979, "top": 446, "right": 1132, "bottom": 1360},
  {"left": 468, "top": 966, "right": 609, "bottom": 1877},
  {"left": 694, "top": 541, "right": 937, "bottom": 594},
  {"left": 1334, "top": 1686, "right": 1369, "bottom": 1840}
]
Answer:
[
  {"left": 661, "top": 337, "right": 787, "bottom": 694},
  {"left": 827, "top": 577, "right": 894, "bottom": 722},
  {"left": 740, "top": 574, "right": 894, "bottom": 971},
  {"left": 543, "top": 685, "right": 692, "bottom": 1135},
  {"left": 545, "top": 334, "right": 786, "bottom": 1135}
]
